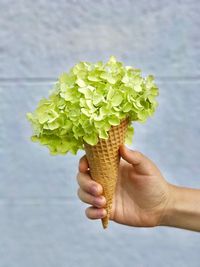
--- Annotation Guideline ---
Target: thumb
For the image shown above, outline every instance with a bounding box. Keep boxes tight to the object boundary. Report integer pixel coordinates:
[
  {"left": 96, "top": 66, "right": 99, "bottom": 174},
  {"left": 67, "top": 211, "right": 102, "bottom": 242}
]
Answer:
[{"left": 119, "top": 145, "right": 144, "bottom": 166}]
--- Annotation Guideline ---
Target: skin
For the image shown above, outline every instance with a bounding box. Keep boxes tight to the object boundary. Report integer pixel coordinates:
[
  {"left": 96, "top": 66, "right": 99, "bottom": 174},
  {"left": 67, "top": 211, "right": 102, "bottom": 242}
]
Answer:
[{"left": 76, "top": 145, "right": 200, "bottom": 231}]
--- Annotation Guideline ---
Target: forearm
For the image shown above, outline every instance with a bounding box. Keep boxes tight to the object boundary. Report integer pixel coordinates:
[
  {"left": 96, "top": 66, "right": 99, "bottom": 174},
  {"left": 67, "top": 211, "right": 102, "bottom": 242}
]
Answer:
[{"left": 161, "top": 184, "right": 200, "bottom": 232}]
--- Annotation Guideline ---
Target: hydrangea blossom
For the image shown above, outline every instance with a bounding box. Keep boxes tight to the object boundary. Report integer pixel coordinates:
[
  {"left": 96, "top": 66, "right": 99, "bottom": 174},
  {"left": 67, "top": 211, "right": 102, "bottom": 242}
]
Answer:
[{"left": 27, "top": 56, "right": 159, "bottom": 155}]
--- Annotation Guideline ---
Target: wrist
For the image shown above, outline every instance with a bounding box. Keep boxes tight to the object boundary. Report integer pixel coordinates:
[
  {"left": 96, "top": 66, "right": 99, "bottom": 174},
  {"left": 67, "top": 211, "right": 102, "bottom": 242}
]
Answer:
[
  {"left": 159, "top": 184, "right": 179, "bottom": 227},
  {"left": 160, "top": 184, "right": 200, "bottom": 231}
]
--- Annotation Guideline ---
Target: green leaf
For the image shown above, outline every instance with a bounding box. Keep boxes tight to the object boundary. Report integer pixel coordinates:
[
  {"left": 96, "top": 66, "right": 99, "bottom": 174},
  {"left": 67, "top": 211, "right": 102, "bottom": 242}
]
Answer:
[
  {"left": 122, "top": 75, "right": 129, "bottom": 84},
  {"left": 59, "top": 73, "right": 68, "bottom": 83},
  {"left": 60, "top": 90, "right": 74, "bottom": 101},
  {"left": 31, "top": 135, "right": 39, "bottom": 142},
  {"left": 38, "top": 113, "right": 50, "bottom": 124},
  {"left": 150, "top": 87, "right": 159, "bottom": 96},
  {"left": 92, "top": 113, "right": 104, "bottom": 121},
  {"left": 88, "top": 70, "right": 101, "bottom": 82},
  {"left": 76, "top": 78, "right": 86, "bottom": 87},
  {"left": 60, "top": 83, "right": 67, "bottom": 92},
  {"left": 78, "top": 86, "right": 94, "bottom": 99},
  {"left": 122, "top": 102, "right": 132, "bottom": 112},
  {"left": 72, "top": 125, "right": 84, "bottom": 139},
  {"left": 83, "top": 133, "right": 98, "bottom": 145},
  {"left": 107, "top": 87, "right": 115, "bottom": 100},
  {"left": 99, "top": 129, "right": 109, "bottom": 139},
  {"left": 86, "top": 100, "right": 96, "bottom": 111},
  {"left": 138, "top": 111, "right": 147, "bottom": 122},
  {"left": 100, "top": 73, "right": 117, "bottom": 84},
  {"left": 145, "top": 75, "right": 155, "bottom": 89},
  {"left": 99, "top": 105, "right": 110, "bottom": 117},
  {"left": 57, "top": 98, "right": 66, "bottom": 109},
  {"left": 133, "top": 84, "right": 142, "bottom": 92},
  {"left": 80, "top": 98, "right": 86, "bottom": 107},
  {"left": 108, "top": 116, "right": 120, "bottom": 126},
  {"left": 94, "top": 120, "right": 110, "bottom": 131},
  {"left": 59, "top": 73, "right": 75, "bottom": 87},
  {"left": 111, "top": 93, "right": 123, "bottom": 106},
  {"left": 125, "top": 125, "right": 134, "bottom": 145},
  {"left": 47, "top": 121, "right": 60, "bottom": 130},
  {"left": 92, "top": 92, "right": 103, "bottom": 105},
  {"left": 26, "top": 112, "right": 33, "bottom": 121},
  {"left": 81, "top": 108, "right": 91, "bottom": 117},
  {"left": 108, "top": 56, "right": 117, "bottom": 64}
]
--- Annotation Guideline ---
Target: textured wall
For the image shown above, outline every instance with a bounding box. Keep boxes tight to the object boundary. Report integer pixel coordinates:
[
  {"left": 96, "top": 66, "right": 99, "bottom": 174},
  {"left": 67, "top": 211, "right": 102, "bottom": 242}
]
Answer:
[{"left": 0, "top": 0, "right": 200, "bottom": 266}]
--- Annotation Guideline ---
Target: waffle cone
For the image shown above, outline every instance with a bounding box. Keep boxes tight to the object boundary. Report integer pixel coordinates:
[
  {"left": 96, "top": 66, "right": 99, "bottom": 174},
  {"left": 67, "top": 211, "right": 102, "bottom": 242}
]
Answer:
[{"left": 84, "top": 117, "right": 130, "bottom": 229}]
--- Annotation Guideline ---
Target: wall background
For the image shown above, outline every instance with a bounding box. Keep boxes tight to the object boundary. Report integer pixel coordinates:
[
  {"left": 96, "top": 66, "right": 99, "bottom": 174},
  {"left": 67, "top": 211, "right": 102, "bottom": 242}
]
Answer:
[{"left": 0, "top": 0, "right": 200, "bottom": 266}]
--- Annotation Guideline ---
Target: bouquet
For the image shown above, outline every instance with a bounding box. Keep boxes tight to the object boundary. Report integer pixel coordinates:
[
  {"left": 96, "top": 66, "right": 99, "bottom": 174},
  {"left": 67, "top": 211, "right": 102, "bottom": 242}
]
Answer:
[{"left": 27, "top": 56, "right": 159, "bottom": 228}]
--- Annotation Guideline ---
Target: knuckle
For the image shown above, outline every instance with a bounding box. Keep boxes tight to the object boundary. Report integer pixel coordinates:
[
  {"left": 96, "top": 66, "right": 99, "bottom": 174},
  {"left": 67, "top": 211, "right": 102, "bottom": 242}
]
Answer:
[
  {"left": 77, "top": 188, "right": 92, "bottom": 204},
  {"left": 85, "top": 207, "right": 101, "bottom": 220},
  {"left": 92, "top": 196, "right": 104, "bottom": 207},
  {"left": 85, "top": 207, "right": 96, "bottom": 220},
  {"left": 135, "top": 150, "right": 142, "bottom": 157},
  {"left": 92, "top": 197, "right": 98, "bottom": 207},
  {"left": 134, "top": 151, "right": 144, "bottom": 162},
  {"left": 79, "top": 155, "right": 86, "bottom": 166},
  {"left": 86, "top": 193, "right": 93, "bottom": 205},
  {"left": 96, "top": 209, "right": 102, "bottom": 217}
]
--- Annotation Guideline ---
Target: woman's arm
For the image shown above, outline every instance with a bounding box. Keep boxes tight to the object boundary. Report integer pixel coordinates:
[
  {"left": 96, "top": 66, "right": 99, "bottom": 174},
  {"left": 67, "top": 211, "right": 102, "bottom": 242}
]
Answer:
[
  {"left": 161, "top": 185, "right": 200, "bottom": 232},
  {"left": 77, "top": 145, "right": 200, "bottom": 232}
]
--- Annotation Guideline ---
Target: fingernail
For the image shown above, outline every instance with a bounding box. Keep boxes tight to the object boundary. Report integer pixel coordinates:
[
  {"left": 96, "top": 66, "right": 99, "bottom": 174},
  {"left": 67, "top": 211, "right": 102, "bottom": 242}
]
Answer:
[
  {"left": 94, "top": 196, "right": 106, "bottom": 207},
  {"left": 99, "top": 209, "right": 107, "bottom": 218}
]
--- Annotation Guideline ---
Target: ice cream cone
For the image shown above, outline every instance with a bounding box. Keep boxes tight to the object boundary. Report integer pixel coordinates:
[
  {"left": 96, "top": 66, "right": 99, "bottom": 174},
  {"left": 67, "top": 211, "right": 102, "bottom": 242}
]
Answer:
[{"left": 84, "top": 117, "right": 130, "bottom": 229}]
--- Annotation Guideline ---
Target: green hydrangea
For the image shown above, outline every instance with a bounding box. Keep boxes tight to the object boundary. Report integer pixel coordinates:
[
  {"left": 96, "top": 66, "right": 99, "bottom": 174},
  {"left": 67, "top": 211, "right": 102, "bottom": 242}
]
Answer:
[{"left": 27, "top": 56, "right": 159, "bottom": 155}]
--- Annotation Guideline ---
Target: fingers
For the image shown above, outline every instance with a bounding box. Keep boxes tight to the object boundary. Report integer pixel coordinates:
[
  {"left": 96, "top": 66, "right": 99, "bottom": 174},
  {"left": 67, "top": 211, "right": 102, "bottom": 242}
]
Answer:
[
  {"left": 77, "top": 157, "right": 107, "bottom": 220},
  {"left": 119, "top": 145, "right": 158, "bottom": 176},
  {"left": 119, "top": 145, "right": 144, "bottom": 165},
  {"left": 78, "top": 154, "right": 103, "bottom": 196},
  {"left": 77, "top": 181, "right": 107, "bottom": 220},
  {"left": 77, "top": 188, "right": 106, "bottom": 208},
  {"left": 76, "top": 172, "right": 103, "bottom": 196},
  {"left": 79, "top": 155, "right": 89, "bottom": 173},
  {"left": 85, "top": 207, "right": 107, "bottom": 220}
]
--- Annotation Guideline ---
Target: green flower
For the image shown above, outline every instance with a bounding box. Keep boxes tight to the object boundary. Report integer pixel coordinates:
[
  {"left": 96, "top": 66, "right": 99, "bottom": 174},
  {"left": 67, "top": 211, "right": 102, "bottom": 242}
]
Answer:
[{"left": 27, "top": 56, "right": 159, "bottom": 155}]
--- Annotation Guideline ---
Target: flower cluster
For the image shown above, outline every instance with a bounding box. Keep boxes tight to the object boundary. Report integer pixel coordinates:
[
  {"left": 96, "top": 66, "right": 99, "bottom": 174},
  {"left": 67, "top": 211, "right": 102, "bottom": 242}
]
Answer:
[{"left": 27, "top": 56, "right": 159, "bottom": 155}]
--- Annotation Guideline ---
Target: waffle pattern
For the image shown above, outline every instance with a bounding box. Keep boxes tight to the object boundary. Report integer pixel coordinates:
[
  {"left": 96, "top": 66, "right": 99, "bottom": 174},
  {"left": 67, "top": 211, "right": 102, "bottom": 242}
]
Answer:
[{"left": 84, "top": 117, "right": 130, "bottom": 229}]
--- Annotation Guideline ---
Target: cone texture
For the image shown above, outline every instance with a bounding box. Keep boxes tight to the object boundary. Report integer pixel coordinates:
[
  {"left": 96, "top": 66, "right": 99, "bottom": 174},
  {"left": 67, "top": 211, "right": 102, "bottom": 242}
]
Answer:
[{"left": 84, "top": 117, "right": 129, "bottom": 229}]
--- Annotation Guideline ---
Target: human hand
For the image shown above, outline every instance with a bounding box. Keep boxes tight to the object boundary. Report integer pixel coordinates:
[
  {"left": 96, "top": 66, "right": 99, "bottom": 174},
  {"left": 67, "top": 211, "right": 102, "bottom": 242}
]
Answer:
[{"left": 76, "top": 145, "right": 172, "bottom": 227}]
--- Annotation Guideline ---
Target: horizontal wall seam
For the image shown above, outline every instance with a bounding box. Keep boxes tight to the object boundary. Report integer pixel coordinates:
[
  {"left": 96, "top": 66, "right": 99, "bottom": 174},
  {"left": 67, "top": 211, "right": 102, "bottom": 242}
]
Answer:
[{"left": 0, "top": 76, "right": 200, "bottom": 84}]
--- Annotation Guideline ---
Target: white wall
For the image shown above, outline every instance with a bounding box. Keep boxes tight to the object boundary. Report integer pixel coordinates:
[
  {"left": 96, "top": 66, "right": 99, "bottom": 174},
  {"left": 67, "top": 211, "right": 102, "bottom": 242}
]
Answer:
[{"left": 0, "top": 1, "right": 200, "bottom": 266}]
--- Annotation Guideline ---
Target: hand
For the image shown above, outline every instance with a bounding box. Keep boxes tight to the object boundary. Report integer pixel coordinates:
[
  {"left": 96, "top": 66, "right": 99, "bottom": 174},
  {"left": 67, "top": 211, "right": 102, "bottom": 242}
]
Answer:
[{"left": 76, "top": 145, "right": 172, "bottom": 227}]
